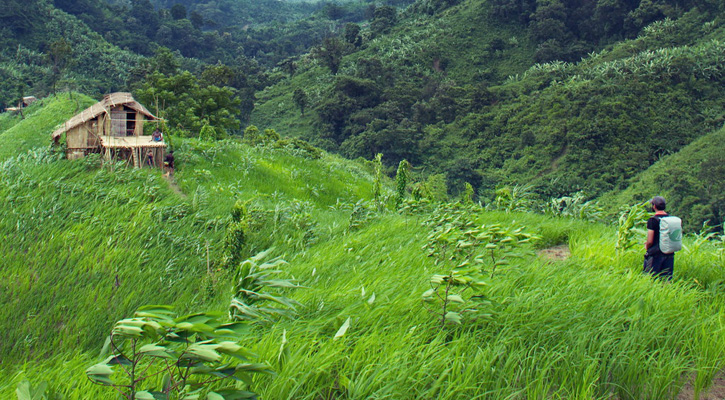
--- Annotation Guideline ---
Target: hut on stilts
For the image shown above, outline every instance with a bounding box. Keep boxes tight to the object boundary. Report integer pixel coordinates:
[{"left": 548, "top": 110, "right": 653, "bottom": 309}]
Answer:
[{"left": 51, "top": 92, "right": 166, "bottom": 168}]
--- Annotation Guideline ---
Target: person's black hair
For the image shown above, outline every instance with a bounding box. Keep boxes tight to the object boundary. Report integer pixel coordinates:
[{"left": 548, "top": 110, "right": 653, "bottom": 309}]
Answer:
[{"left": 650, "top": 196, "right": 666, "bottom": 210}]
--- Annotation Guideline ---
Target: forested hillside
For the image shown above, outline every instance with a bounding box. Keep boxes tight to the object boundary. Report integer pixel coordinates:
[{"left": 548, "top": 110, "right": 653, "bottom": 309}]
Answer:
[
  {"left": 601, "top": 126, "right": 725, "bottom": 232},
  {"left": 1, "top": 0, "right": 409, "bottom": 109},
  {"left": 252, "top": 0, "right": 725, "bottom": 213}
]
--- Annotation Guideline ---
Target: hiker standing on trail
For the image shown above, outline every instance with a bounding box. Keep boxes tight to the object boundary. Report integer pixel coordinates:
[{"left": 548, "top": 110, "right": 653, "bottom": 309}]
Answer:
[
  {"left": 146, "top": 150, "right": 154, "bottom": 167},
  {"left": 164, "top": 150, "right": 175, "bottom": 177},
  {"left": 644, "top": 196, "right": 682, "bottom": 280}
]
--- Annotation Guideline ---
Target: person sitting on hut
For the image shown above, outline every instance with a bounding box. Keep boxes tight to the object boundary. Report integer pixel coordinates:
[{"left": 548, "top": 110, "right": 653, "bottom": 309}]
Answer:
[
  {"left": 152, "top": 128, "right": 163, "bottom": 142},
  {"left": 164, "top": 150, "right": 175, "bottom": 177},
  {"left": 146, "top": 150, "right": 154, "bottom": 167}
]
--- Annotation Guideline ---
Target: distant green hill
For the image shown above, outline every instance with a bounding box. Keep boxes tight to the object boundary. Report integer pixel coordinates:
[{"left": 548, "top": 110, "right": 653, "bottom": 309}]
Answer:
[
  {"left": 0, "top": 93, "right": 95, "bottom": 161},
  {"left": 601, "top": 126, "right": 725, "bottom": 232}
]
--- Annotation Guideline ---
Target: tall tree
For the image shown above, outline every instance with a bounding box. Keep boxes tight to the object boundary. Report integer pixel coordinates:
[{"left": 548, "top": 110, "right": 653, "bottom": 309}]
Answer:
[
  {"left": 293, "top": 88, "right": 308, "bottom": 115},
  {"left": 47, "top": 39, "right": 73, "bottom": 95},
  {"left": 314, "top": 36, "right": 346, "bottom": 75},
  {"left": 370, "top": 5, "right": 398, "bottom": 36},
  {"left": 170, "top": 4, "right": 187, "bottom": 20}
]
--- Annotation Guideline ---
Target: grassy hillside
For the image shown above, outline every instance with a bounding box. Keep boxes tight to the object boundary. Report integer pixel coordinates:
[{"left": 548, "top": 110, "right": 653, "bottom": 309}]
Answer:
[
  {"left": 1, "top": 96, "right": 725, "bottom": 399},
  {"left": 0, "top": 93, "right": 95, "bottom": 161},
  {"left": 600, "top": 126, "right": 725, "bottom": 232}
]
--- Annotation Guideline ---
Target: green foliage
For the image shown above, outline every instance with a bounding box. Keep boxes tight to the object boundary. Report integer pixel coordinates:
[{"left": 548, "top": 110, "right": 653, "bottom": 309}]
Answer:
[
  {"left": 15, "top": 380, "right": 48, "bottom": 400},
  {"left": 424, "top": 173, "right": 448, "bottom": 203},
  {"left": 135, "top": 71, "right": 241, "bottom": 137},
  {"left": 421, "top": 205, "right": 489, "bottom": 327},
  {"left": 292, "top": 88, "right": 308, "bottom": 116},
  {"left": 346, "top": 199, "right": 376, "bottom": 232},
  {"left": 4, "top": 3, "right": 725, "bottom": 396},
  {"left": 422, "top": 268, "right": 488, "bottom": 328},
  {"left": 313, "top": 36, "right": 347, "bottom": 75},
  {"left": 343, "top": 23, "right": 363, "bottom": 47},
  {"left": 229, "top": 250, "right": 302, "bottom": 323},
  {"left": 473, "top": 223, "right": 539, "bottom": 278},
  {"left": 601, "top": 127, "right": 725, "bottom": 232},
  {"left": 615, "top": 202, "right": 650, "bottom": 253},
  {"left": 370, "top": 5, "right": 399, "bottom": 36},
  {"left": 86, "top": 305, "right": 273, "bottom": 399},
  {"left": 272, "top": 137, "right": 323, "bottom": 159},
  {"left": 547, "top": 191, "right": 603, "bottom": 221},
  {"left": 242, "top": 125, "right": 260, "bottom": 145},
  {"left": 262, "top": 129, "right": 281, "bottom": 144},
  {"left": 0, "top": 93, "right": 96, "bottom": 161},
  {"left": 372, "top": 153, "right": 384, "bottom": 212},
  {"left": 199, "top": 124, "right": 219, "bottom": 141},
  {"left": 461, "top": 182, "right": 474, "bottom": 205},
  {"left": 47, "top": 39, "right": 73, "bottom": 95},
  {"left": 394, "top": 159, "right": 410, "bottom": 209},
  {"left": 2, "top": 121, "right": 725, "bottom": 399},
  {"left": 253, "top": 2, "right": 725, "bottom": 213},
  {"left": 223, "top": 200, "right": 249, "bottom": 269},
  {"left": 421, "top": 204, "right": 538, "bottom": 327},
  {"left": 494, "top": 184, "right": 534, "bottom": 213}
]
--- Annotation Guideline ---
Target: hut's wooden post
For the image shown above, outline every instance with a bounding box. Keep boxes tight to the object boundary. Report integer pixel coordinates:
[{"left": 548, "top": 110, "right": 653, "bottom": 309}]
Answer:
[
  {"left": 136, "top": 113, "right": 144, "bottom": 136},
  {"left": 103, "top": 112, "right": 111, "bottom": 136}
]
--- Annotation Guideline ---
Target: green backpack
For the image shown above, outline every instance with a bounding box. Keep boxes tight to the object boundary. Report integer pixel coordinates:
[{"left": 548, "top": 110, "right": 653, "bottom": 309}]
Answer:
[{"left": 656, "top": 215, "right": 682, "bottom": 254}]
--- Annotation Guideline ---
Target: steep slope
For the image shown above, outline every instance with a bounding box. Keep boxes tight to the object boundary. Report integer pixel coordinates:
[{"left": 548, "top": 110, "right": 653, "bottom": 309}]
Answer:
[
  {"left": 600, "top": 126, "right": 725, "bottom": 232},
  {"left": 0, "top": 93, "right": 378, "bottom": 363},
  {"left": 0, "top": 138, "right": 376, "bottom": 364},
  {"left": 1, "top": 97, "right": 725, "bottom": 399},
  {"left": 0, "top": 93, "right": 95, "bottom": 161},
  {"left": 252, "top": 0, "right": 537, "bottom": 136}
]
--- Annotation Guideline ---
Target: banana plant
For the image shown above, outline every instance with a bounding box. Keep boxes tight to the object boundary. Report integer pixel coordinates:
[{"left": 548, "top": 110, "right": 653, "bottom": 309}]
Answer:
[
  {"left": 229, "top": 249, "right": 303, "bottom": 323},
  {"left": 615, "top": 202, "right": 649, "bottom": 254}
]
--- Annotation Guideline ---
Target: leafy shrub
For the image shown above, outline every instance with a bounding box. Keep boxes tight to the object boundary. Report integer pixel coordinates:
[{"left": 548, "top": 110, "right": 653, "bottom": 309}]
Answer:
[
  {"left": 615, "top": 202, "right": 649, "bottom": 253},
  {"left": 229, "top": 249, "right": 302, "bottom": 323},
  {"left": 86, "top": 305, "right": 273, "bottom": 399}
]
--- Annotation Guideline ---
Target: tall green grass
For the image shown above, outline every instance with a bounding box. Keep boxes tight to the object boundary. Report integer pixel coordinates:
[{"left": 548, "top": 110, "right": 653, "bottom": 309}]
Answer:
[
  {"left": 1, "top": 101, "right": 724, "bottom": 398},
  {"left": 0, "top": 93, "right": 96, "bottom": 161}
]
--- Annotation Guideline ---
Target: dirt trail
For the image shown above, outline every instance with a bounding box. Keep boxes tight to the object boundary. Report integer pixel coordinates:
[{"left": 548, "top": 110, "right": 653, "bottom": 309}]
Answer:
[
  {"left": 164, "top": 174, "right": 186, "bottom": 198},
  {"left": 538, "top": 244, "right": 571, "bottom": 261}
]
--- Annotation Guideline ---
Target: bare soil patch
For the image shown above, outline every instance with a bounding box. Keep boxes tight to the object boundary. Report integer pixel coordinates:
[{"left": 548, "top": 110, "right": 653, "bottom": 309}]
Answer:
[
  {"left": 164, "top": 175, "right": 186, "bottom": 198},
  {"left": 678, "top": 373, "right": 725, "bottom": 400},
  {"left": 538, "top": 244, "right": 571, "bottom": 261}
]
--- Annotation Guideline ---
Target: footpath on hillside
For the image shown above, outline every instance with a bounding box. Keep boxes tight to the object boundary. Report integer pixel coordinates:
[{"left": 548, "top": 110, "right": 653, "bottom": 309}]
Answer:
[
  {"left": 164, "top": 174, "right": 186, "bottom": 198},
  {"left": 538, "top": 245, "right": 571, "bottom": 261}
]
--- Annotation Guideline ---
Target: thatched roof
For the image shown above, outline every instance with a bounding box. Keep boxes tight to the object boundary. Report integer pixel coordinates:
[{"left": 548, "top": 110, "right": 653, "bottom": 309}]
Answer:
[{"left": 52, "top": 92, "right": 158, "bottom": 139}]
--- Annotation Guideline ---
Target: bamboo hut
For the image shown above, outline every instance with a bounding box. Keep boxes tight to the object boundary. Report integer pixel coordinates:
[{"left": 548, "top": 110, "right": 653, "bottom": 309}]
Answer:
[
  {"left": 52, "top": 93, "right": 166, "bottom": 168},
  {"left": 22, "top": 96, "right": 37, "bottom": 107},
  {"left": 3, "top": 96, "right": 37, "bottom": 113}
]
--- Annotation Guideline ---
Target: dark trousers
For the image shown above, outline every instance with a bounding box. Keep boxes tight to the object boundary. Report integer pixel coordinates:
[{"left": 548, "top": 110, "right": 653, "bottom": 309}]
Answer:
[{"left": 644, "top": 253, "right": 674, "bottom": 280}]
